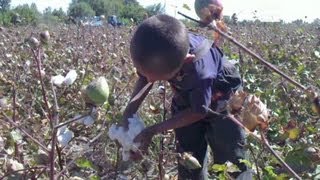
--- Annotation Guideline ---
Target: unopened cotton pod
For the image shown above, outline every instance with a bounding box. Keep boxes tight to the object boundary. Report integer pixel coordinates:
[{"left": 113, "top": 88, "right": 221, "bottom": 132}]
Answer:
[{"left": 83, "top": 77, "right": 109, "bottom": 105}]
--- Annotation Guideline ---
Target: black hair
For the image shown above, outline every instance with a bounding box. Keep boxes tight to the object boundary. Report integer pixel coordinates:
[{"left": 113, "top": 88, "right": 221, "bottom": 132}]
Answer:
[{"left": 130, "top": 14, "right": 189, "bottom": 75}]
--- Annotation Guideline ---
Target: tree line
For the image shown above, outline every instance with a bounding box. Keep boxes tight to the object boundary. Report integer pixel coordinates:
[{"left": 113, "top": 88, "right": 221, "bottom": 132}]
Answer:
[{"left": 0, "top": 0, "right": 165, "bottom": 26}]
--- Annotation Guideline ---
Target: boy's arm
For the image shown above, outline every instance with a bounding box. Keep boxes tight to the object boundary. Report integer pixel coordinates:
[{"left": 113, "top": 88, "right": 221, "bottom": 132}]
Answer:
[
  {"left": 148, "top": 108, "right": 205, "bottom": 134},
  {"left": 122, "top": 75, "right": 153, "bottom": 127},
  {"left": 134, "top": 79, "right": 213, "bottom": 153},
  {"left": 133, "top": 108, "right": 205, "bottom": 155}
]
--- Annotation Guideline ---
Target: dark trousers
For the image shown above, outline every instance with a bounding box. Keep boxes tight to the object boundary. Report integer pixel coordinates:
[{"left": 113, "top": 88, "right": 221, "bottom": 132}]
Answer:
[{"left": 174, "top": 112, "right": 247, "bottom": 180}]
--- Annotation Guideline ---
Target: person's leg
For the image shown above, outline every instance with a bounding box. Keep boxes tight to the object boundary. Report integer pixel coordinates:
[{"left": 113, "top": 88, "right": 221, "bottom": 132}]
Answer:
[
  {"left": 205, "top": 113, "right": 248, "bottom": 178},
  {"left": 175, "top": 121, "right": 208, "bottom": 180}
]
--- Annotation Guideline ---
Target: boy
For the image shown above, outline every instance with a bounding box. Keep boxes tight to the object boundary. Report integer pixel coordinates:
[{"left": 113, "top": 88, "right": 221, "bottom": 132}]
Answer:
[{"left": 121, "top": 14, "right": 248, "bottom": 179}]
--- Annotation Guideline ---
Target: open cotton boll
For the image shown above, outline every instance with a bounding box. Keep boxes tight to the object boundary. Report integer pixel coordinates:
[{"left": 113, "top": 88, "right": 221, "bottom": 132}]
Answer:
[
  {"left": 82, "top": 115, "right": 95, "bottom": 126},
  {"left": 51, "top": 75, "right": 65, "bottom": 87},
  {"left": 24, "top": 60, "right": 31, "bottom": 72},
  {"left": 108, "top": 114, "right": 145, "bottom": 161},
  {"left": 57, "top": 126, "right": 74, "bottom": 147},
  {"left": 63, "top": 70, "right": 78, "bottom": 85},
  {"left": 69, "top": 114, "right": 95, "bottom": 126},
  {"left": 127, "top": 114, "right": 145, "bottom": 138}
]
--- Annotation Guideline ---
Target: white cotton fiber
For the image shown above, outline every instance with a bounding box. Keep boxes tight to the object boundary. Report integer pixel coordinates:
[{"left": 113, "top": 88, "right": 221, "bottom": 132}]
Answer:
[
  {"left": 57, "top": 126, "right": 74, "bottom": 147},
  {"left": 108, "top": 114, "right": 145, "bottom": 161},
  {"left": 63, "top": 70, "right": 78, "bottom": 85},
  {"left": 51, "top": 75, "right": 65, "bottom": 87}
]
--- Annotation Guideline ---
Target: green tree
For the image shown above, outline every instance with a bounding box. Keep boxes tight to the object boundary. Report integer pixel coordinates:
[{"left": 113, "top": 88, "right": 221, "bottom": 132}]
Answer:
[
  {"left": 75, "top": 0, "right": 123, "bottom": 16},
  {"left": 52, "top": 8, "right": 66, "bottom": 20},
  {"left": 42, "top": 7, "right": 66, "bottom": 24},
  {"left": 120, "top": 2, "right": 146, "bottom": 23},
  {"left": 13, "top": 3, "right": 40, "bottom": 25},
  {"left": 0, "top": 0, "right": 10, "bottom": 12},
  {"left": 68, "top": 1, "right": 95, "bottom": 19},
  {"left": 145, "top": 3, "right": 165, "bottom": 17},
  {"left": 69, "top": 0, "right": 147, "bottom": 23}
]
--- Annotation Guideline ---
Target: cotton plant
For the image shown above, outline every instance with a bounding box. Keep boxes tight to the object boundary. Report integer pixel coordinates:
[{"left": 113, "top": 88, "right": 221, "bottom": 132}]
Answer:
[{"left": 108, "top": 114, "right": 145, "bottom": 161}]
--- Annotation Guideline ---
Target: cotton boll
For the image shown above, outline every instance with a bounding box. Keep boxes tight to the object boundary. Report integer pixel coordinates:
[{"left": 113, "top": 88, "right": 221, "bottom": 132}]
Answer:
[
  {"left": 24, "top": 60, "right": 31, "bottom": 72},
  {"left": 57, "top": 126, "right": 74, "bottom": 147},
  {"left": 0, "top": 97, "right": 8, "bottom": 108},
  {"left": 40, "top": 69, "right": 46, "bottom": 77},
  {"left": 75, "top": 114, "right": 95, "bottom": 126},
  {"left": 127, "top": 115, "right": 145, "bottom": 138},
  {"left": 82, "top": 115, "right": 95, "bottom": 126},
  {"left": 158, "top": 85, "right": 165, "bottom": 95},
  {"left": 51, "top": 75, "right": 65, "bottom": 87},
  {"left": 108, "top": 114, "right": 145, "bottom": 161},
  {"left": 108, "top": 124, "right": 119, "bottom": 140},
  {"left": 64, "top": 70, "right": 77, "bottom": 85},
  {"left": 122, "top": 150, "right": 130, "bottom": 161},
  {"left": 57, "top": 125, "right": 67, "bottom": 134}
]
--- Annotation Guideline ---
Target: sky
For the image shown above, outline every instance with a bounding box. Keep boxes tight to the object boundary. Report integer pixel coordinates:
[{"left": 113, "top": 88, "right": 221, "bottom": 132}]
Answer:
[{"left": 10, "top": 0, "right": 320, "bottom": 23}]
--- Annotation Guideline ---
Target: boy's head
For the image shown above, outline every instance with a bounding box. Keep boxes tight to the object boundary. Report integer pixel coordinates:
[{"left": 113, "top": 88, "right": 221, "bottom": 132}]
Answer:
[{"left": 130, "top": 14, "right": 190, "bottom": 82}]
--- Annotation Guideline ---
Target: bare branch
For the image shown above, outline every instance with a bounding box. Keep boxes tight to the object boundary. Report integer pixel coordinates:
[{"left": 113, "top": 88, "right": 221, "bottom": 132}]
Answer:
[{"left": 0, "top": 112, "right": 49, "bottom": 152}]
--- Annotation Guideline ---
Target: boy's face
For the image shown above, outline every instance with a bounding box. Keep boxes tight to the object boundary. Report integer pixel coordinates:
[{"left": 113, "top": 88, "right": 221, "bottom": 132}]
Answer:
[
  {"left": 134, "top": 53, "right": 195, "bottom": 82},
  {"left": 135, "top": 62, "right": 182, "bottom": 82}
]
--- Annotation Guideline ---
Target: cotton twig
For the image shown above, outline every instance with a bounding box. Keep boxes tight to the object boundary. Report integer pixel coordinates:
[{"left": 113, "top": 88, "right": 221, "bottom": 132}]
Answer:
[
  {"left": 0, "top": 112, "right": 49, "bottom": 152},
  {"left": 54, "top": 114, "right": 88, "bottom": 129},
  {"left": 259, "top": 129, "right": 302, "bottom": 180},
  {"left": 31, "top": 48, "right": 52, "bottom": 124},
  {"left": 158, "top": 83, "right": 166, "bottom": 180},
  {"left": 0, "top": 166, "right": 47, "bottom": 180},
  {"left": 49, "top": 82, "right": 61, "bottom": 179},
  {"left": 54, "top": 130, "right": 105, "bottom": 179}
]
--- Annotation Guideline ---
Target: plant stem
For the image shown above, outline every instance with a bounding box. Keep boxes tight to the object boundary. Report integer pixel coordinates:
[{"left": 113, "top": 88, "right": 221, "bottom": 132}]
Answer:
[
  {"left": 54, "top": 114, "right": 88, "bottom": 129},
  {"left": 1, "top": 112, "right": 49, "bottom": 152},
  {"left": 0, "top": 166, "right": 47, "bottom": 180},
  {"left": 50, "top": 83, "right": 61, "bottom": 178},
  {"left": 203, "top": 106, "right": 302, "bottom": 180},
  {"left": 259, "top": 129, "right": 302, "bottom": 180},
  {"left": 32, "top": 48, "right": 52, "bottom": 123},
  {"left": 248, "top": 144, "right": 261, "bottom": 180},
  {"left": 11, "top": 84, "right": 20, "bottom": 160},
  {"left": 54, "top": 131, "right": 105, "bottom": 179},
  {"left": 158, "top": 83, "right": 166, "bottom": 180}
]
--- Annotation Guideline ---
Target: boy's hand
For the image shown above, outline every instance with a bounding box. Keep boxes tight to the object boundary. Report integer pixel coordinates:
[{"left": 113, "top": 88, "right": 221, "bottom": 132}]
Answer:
[
  {"left": 130, "top": 128, "right": 155, "bottom": 160},
  {"left": 118, "top": 118, "right": 129, "bottom": 130}
]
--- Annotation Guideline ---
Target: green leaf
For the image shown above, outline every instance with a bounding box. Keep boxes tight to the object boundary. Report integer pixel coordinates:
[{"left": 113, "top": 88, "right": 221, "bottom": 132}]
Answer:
[
  {"left": 211, "top": 164, "right": 227, "bottom": 173},
  {"left": 226, "top": 163, "right": 240, "bottom": 173},
  {"left": 285, "top": 148, "right": 312, "bottom": 173},
  {"left": 75, "top": 157, "right": 95, "bottom": 169},
  {"left": 90, "top": 175, "right": 100, "bottom": 180},
  {"left": 276, "top": 173, "right": 289, "bottom": 180},
  {"left": 218, "top": 173, "right": 227, "bottom": 180},
  {"left": 239, "top": 159, "right": 252, "bottom": 168},
  {"left": 306, "top": 125, "right": 317, "bottom": 133},
  {"left": 182, "top": 4, "right": 191, "bottom": 11},
  {"left": 264, "top": 166, "right": 277, "bottom": 178},
  {"left": 297, "top": 64, "right": 305, "bottom": 74}
]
